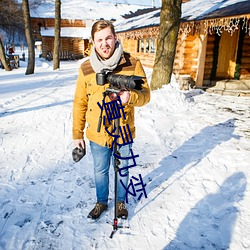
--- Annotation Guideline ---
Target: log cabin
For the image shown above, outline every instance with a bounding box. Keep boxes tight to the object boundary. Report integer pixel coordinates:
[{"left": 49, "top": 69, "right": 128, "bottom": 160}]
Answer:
[
  {"left": 30, "top": 1, "right": 152, "bottom": 61},
  {"left": 115, "top": 0, "right": 250, "bottom": 93},
  {"left": 31, "top": 18, "right": 92, "bottom": 60}
]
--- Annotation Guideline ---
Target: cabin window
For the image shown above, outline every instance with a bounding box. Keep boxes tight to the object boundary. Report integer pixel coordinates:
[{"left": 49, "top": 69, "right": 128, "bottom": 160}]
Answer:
[
  {"left": 137, "top": 39, "right": 143, "bottom": 53},
  {"left": 150, "top": 38, "right": 155, "bottom": 53},
  {"left": 137, "top": 38, "right": 156, "bottom": 54}
]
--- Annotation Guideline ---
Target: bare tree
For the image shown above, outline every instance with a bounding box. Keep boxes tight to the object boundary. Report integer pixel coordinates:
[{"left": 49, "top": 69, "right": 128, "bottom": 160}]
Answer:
[
  {"left": 0, "top": 0, "right": 24, "bottom": 38},
  {"left": 53, "top": 0, "right": 61, "bottom": 70},
  {"left": 151, "top": 0, "right": 182, "bottom": 90},
  {"left": 0, "top": 37, "right": 11, "bottom": 71},
  {"left": 22, "top": 0, "right": 35, "bottom": 75},
  {"left": 29, "top": 0, "right": 47, "bottom": 8},
  {"left": 0, "top": 0, "right": 23, "bottom": 71}
]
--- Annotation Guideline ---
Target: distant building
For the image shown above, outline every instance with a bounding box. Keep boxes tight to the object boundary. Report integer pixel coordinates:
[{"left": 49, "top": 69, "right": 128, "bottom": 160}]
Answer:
[
  {"left": 30, "top": 1, "right": 151, "bottom": 60},
  {"left": 31, "top": 17, "right": 92, "bottom": 60}
]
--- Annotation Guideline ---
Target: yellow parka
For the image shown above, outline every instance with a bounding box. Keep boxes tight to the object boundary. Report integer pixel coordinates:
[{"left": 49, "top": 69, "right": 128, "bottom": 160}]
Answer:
[{"left": 72, "top": 52, "right": 150, "bottom": 148}]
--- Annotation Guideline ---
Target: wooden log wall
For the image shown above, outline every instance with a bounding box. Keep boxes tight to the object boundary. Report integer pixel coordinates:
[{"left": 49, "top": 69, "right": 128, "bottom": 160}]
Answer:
[
  {"left": 41, "top": 37, "right": 53, "bottom": 57},
  {"left": 32, "top": 18, "right": 86, "bottom": 29},
  {"left": 173, "top": 34, "right": 185, "bottom": 75},
  {"left": 134, "top": 53, "right": 156, "bottom": 68},
  {"left": 41, "top": 37, "right": 86, "bottom": 58},
  {"left": 61, "top": 38, "right": 74, "bottom": 52},
  {"left": 72, "top": 38, "right": 87, "bottom": 55},
  {"left": 183, "top": 35, "right": 198, "bottom": 79},
  {"left": 173, "top": 34, "right": 199, "bottom": 80},
  {"left": 120, "top": 39, "right": 137, "bottom": 54},
  {"left": 120, "top": 31, "right": 200, "bottom": 77},
  {"left": 120, "top": 38, "right": 156, "bottom": 68}
]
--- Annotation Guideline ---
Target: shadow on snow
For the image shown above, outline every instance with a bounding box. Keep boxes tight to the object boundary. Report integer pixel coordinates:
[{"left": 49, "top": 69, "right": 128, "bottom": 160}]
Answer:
[
  {"left": 164, "top": 172, "right": 247, "bottom": 249},
  {"left": 0, "top": 100, "right": 73, "bottom": 117},
  {"left": 128, "top": 118, "right": 243, "bottom": 247},
  {"left": 133, "top": 118, "right": 239, "bottom": 212}
]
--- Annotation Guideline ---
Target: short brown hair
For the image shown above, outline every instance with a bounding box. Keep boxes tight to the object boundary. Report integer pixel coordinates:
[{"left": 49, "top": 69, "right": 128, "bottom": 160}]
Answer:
[{"left": 91, "top": 20, "right": 116, "bottom": 40}]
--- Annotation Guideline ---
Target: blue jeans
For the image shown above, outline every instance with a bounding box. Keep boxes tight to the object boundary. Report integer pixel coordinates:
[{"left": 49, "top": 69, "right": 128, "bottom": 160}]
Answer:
[{"left": 90, "top": 141, "right": 131, "bottom": 205}]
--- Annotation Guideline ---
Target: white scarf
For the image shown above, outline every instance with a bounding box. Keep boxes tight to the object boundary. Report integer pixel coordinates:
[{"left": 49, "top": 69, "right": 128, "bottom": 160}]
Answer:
[{"left": 90, "top": 41, "right": 123, "bottom": 73}]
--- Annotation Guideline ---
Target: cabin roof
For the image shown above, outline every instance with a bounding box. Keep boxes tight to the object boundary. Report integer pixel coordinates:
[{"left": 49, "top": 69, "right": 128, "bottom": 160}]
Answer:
[
  {"left": 182, "top": 0, "right": 250, "bottom": 21},
  {"left": 115, "top": 0, "right": 250, "bottom": 32},
  {"left": 30, "top": 0, "right": 151, "bottom": 20},
  {"left": 115, "top": 8, "right": 160, "bottom": 33}
]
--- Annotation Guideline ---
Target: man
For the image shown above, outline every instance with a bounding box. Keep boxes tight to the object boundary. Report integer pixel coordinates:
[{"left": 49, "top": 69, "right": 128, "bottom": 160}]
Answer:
[{"left": 72, "top": 20, "right": 150, "bottom": 220}]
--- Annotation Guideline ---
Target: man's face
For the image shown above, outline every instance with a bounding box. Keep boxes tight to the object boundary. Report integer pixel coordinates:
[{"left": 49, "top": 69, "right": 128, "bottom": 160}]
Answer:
[{"left": 93, "top": 27, "right": 117, "bottom": 60}]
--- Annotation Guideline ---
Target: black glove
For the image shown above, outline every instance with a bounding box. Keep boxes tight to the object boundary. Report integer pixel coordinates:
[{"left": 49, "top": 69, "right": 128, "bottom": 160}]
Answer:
[{"left": 72, "top": 146, "right": 86, "bottom": 162}]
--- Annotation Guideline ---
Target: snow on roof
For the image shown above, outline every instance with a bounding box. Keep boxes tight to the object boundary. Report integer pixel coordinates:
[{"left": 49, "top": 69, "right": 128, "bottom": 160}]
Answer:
[
  {"left": 114, "top": 8, "right": 160, "bottom": 32},
  {"left": 114, "top": 0, "right": 250, "bottom": 33},
  {"left": 182, "top": 0, "right": 250, "bottom": 21},
  {"left": 40, "top": 27, "right": 91, "bottom": 39},
  {"left": 30, "top": 0, "right": 151, "bottom": 20}
]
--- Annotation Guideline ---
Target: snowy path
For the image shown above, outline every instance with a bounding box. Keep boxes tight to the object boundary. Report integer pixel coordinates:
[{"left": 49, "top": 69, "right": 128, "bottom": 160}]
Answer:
[{"left": 0, "top": 59, "right": 250, "bottom": 249}]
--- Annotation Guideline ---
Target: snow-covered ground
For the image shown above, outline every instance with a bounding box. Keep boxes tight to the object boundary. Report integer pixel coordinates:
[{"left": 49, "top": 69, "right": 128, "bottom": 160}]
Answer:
[{"left": 0, "top": 49, "right": 250, "bottom": 250}]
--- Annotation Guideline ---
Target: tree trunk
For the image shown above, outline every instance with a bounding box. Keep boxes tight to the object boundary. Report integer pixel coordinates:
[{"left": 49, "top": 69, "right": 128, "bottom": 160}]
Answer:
[
  {"left": 22, "top": 0, "right": 35, "bottom": 75},
  {"left": 0, "top": 37, "right": 11, "bottom": 71},
  {"left": 53, "top": 0, "right": 61, "bottom": 70},
  {"left": 151, "top": 0, "right": 182, "bottom": 90}
]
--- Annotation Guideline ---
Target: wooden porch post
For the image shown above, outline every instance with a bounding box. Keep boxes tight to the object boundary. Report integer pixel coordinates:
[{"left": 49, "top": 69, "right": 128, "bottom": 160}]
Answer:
[{"left": 195, "top": 32, "right": 207, "bottom": 87}]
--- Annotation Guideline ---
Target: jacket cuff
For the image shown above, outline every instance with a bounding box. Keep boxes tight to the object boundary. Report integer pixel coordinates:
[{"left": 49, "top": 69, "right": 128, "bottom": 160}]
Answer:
[{"left": 72, "top": 131, "right": 84, "bottom": 140}]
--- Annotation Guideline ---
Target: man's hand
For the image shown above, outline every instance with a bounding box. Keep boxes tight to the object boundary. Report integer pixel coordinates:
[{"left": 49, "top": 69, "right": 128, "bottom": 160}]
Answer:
[
  {"left": 74, "top": 139, "right": 85, "bottom": 149},
  {"left": 118, "top": 90, "right": 130, "bottom": 105}
]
